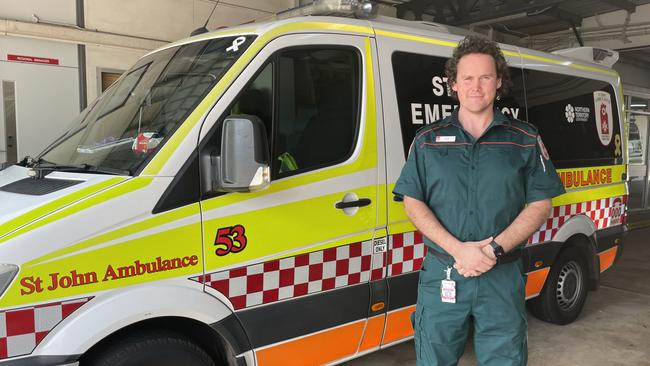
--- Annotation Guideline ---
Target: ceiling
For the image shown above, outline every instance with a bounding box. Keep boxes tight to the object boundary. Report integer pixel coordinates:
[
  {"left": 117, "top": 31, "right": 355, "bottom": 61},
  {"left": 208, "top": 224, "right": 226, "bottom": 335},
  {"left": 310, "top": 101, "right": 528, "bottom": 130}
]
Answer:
[{"left": 375, "top": 0, "right": 650, "bottom": 67}]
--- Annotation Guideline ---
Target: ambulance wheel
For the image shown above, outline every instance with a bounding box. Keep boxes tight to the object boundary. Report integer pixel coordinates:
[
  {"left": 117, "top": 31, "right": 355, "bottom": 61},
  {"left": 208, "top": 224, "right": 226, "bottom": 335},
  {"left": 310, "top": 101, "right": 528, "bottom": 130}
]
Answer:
[
  {"left": 528, "top": 246, "right": 588, "bottom": 325},
  {"left": 84, "top": 329, "right": 216, "bottom": 366}
]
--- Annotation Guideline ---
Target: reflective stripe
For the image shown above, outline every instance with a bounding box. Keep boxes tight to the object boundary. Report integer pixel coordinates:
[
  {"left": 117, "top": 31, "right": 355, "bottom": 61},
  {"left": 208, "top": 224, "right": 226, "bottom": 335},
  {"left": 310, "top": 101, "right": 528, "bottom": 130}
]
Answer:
[
  {"left": 0, "top": 297, "right": 90, "bottom": 360},
  {"left": 0, "top": 178, "right": 150, "bottom": 244},
  {"left": 255, "top": 319, "right": 365, "bottom": 366},
  {"left": 0, "top": 177, "right": 126, "bottom": 242},
  {"left": 382, "top": 305, "right": 416, "bottom": 345},
  {"left": 525, "top": 267, "right": 550, "bottom": 299},
  {"left": 552, "top": 183, "right": 625, "bottom": 206},
  {"left": 598, "top": 246, "right": 618, "bottom": 272}
]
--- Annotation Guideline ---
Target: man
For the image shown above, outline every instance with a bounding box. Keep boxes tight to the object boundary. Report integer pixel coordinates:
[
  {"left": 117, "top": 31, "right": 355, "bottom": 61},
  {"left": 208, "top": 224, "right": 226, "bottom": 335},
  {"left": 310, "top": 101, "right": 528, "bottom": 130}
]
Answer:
[{"left": 393, "top": 35, "right": 565, "bottom": 365}]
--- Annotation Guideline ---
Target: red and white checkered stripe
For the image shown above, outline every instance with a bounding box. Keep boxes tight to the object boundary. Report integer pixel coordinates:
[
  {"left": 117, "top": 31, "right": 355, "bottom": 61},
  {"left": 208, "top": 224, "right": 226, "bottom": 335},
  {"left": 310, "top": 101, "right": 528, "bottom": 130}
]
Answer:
[
  {"left": 195, "top": 195, "right": 625, "bottom": 311},
  {"left": 194, "top": 239, "right": 385, "bottom": 310},
  {"left": 387, "top": 231, "right": 427, "bottom": 276},
  {"left": 528, "top": 196, "right": 627, "bottom": 244},
  {"left": 0, "top": 297, "right": 91, "bottom": 360}
]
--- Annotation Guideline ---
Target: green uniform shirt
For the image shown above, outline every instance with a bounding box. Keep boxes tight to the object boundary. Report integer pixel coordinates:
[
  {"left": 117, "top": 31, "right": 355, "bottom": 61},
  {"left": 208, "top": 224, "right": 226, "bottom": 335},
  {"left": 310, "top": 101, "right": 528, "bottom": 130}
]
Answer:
[{"left": 394, "top": 108, "right": 565, "bottom": 252}]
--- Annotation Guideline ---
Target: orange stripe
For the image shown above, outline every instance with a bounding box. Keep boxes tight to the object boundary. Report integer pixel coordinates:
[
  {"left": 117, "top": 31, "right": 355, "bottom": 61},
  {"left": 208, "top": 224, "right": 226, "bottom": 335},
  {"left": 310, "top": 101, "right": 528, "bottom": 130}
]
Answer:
[
  {"left": 358, "top": 314, "right": 386, "bottom": 352},
  {"left": 598, "top": 246, "right": 618, "bottom": 272},
  {"left": 525, "top": 268, "right": 550, "bottom": 298},
  {"left": 382, "top": 305, "right": 415, "bottom": 344},
  {"left": 256, "top": 320, "right": 365, "bottom": 366}
]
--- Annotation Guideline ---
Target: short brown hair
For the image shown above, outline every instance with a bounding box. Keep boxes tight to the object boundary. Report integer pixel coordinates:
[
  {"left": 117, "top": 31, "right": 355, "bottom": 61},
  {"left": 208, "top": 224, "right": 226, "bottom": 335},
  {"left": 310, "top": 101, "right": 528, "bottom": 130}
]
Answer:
[{"left": 445, "top": 35, "right": 512, "bottom": 99}]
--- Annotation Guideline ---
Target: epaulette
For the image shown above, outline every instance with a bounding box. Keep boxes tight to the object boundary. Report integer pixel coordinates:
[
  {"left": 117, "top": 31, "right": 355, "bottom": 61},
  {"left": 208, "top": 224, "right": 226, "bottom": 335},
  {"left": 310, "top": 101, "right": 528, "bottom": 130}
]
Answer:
[{"left": 506, "top": 116, "right": 539, "bottom": 139}]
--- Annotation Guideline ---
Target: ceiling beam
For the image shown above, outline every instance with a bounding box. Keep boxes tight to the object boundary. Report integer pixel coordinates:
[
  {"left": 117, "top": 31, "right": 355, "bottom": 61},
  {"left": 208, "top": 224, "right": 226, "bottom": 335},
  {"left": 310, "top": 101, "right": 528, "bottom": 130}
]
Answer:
[
  {"left": 601, "top": 0, "right": 637, "bottom": 13},
  {"left": 534, "top": 6, "right": 583, "bottom": 26},
  {"left": 395, "top": 0, "right": 432, "bottom": 20},
  {"left": 439, "top": 0, "right": 568, "bottom": 25}
]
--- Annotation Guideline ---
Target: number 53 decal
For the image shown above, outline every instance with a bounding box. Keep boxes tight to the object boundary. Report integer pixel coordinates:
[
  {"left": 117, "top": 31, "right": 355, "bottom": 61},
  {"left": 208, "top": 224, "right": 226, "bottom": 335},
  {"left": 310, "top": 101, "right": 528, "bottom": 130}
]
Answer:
[{"left": 214, "top": 225, "right": 247, "bottom": 256}]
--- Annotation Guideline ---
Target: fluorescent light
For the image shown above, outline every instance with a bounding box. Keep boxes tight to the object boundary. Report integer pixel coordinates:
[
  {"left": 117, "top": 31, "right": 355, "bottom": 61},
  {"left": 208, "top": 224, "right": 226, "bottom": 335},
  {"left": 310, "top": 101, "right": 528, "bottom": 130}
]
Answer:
[{"left": 631, "top": 104, "right": 647, "bottom": 108}]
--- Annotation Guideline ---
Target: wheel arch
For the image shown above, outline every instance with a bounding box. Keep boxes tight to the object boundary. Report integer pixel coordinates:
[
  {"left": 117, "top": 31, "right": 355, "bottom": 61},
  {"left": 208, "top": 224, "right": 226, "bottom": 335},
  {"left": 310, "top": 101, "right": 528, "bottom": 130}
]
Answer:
[
  {"left": 34, "top": 281, "right": 251, "bottom": 365},
  {"left": 557, "top": 233, "right": 600, "bottom": 291},
  {"left": 551, "top": 214, "right": 600, "bottom": 290}
]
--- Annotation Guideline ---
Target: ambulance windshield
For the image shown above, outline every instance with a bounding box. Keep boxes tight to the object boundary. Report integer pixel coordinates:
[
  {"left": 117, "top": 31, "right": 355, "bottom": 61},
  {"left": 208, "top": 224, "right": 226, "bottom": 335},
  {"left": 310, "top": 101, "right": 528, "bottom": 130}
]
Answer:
[{"left": 37, "top": 35, "right": 256, "bottom": 175}]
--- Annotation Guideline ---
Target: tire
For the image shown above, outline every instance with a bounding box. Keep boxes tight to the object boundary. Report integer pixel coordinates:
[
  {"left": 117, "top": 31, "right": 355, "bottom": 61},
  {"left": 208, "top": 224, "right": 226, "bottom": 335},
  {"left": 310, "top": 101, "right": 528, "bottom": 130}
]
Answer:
[
  {"left": 528, "top": 246, "right": 588, "bottom": 325},
  {"left": 83, "top": 329, "right": 217, "bottom": 366}
]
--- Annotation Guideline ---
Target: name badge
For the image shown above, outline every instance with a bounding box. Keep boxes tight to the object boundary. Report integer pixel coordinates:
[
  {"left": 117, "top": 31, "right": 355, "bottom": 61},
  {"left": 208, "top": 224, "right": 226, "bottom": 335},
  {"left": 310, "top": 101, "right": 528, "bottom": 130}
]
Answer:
[
  {"left": 436, "top": 136, "right": 456, "bottom": 142},
  {"left": 441, "top": 266, "right": 456, "bottom": 303},
  {"left": 441, "top": 280, "right": 456, "bottom": 303}
]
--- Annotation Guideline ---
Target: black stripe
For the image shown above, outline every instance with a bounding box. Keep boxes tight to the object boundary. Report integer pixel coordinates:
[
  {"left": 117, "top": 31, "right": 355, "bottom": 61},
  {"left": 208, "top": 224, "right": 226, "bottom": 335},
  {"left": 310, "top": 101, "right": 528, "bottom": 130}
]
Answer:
[
  {"left": 523, "top": 241, "right": 563, "bottom": 272},
  {"left": 386, "top": 272, "right": 419, "bottom": 311},
  {"left": 236, "top": 282, "right": 369, "bottom": 348},
  {"left": 209, "top": 313, "right": 253, "bottom": 355},
  {"left": 0, "top": 355, "right": 80, "bottom": 366},
  {"left": 595, "top": 224, "right": 626, "bottom": 253},
  {"left": 369, "top": 279, "right": 389, "bottom": 316}
]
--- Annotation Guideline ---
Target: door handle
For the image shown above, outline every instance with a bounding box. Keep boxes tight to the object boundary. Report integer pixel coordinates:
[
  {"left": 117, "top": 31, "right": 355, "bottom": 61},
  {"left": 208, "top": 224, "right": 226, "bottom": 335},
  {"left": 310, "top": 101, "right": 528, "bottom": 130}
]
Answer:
[{"left": 335, "top": 198, "right": 371, "bottom": 209}]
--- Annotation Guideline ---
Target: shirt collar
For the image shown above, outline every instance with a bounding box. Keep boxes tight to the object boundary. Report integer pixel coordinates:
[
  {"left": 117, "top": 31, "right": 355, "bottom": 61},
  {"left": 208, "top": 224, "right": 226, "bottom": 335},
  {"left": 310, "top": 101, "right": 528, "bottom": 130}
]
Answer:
[{"left": 449, "top": 107, "right": 511, "bottom": 129}]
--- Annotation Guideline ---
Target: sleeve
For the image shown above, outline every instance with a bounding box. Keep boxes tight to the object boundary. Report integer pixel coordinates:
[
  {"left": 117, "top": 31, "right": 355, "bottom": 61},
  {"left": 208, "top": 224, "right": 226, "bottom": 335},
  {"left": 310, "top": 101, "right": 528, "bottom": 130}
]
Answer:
[
  {"left": 525, "top": 135, "right": 566, "bottom": 203},
  {"left": 393, "top": 140, "right": 427, "bottom": 202}
]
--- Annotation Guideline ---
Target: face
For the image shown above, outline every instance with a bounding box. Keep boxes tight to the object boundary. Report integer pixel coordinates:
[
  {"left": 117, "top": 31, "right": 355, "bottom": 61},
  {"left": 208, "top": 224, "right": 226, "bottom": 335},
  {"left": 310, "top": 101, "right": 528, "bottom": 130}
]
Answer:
[{"left": 451, "top": 53, "right": 502, "bottom": 115}]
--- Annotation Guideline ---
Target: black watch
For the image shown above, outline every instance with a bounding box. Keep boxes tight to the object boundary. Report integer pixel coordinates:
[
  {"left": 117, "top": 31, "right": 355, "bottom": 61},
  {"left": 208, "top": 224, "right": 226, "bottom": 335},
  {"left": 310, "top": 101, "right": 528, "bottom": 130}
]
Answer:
[{"left": 490, "top": 240, "right": 505, "bottom": 262}]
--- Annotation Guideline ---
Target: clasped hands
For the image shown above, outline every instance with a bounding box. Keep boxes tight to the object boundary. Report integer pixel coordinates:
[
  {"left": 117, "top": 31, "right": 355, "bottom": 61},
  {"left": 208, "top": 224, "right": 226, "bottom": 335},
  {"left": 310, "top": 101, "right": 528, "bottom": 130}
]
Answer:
[{"left": 452, "top": 237, "right": 497, "bottom": 278}]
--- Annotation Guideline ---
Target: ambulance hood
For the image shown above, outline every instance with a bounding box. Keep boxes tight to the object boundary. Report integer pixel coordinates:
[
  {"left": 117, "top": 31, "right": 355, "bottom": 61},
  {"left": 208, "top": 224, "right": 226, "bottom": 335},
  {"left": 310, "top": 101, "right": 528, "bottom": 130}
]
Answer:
[{"left": 0, "top": 165, "right": 125, "bottom": 239}]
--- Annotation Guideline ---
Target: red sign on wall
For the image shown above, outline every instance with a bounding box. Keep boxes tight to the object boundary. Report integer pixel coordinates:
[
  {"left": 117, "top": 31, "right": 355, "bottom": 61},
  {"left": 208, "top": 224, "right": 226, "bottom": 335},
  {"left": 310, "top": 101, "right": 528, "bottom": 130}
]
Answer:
[{"left": 7, "top": 54, "right": 59, "bottom": 65}]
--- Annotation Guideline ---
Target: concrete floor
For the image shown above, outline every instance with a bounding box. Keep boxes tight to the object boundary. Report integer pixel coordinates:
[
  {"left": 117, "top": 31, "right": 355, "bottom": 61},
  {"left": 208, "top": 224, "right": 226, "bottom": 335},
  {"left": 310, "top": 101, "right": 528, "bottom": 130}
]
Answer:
[{"left": 345, "top": 227, "right": 650, "bottom": 366}]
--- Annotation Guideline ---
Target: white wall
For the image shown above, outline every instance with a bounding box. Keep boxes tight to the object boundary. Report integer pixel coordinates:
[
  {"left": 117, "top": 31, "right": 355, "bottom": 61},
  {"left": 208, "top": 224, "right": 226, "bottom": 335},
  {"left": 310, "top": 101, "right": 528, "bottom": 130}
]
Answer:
[
  {"left": 85, "top": 46, "right": 145, "bottom": 102},
  {"left": 0, "top": 0, "right": 76, "bottom": 24},
  {"left": 0, "top": 36, "right": 79, "bottom": 162},
  {"left": 0, "top": 0, "right": 79, "bottom": 162},
  {"left": 82, "top": 0, "right": 297, "bottom": 102},
  {"left": 85, "top": 0, "right": 296, "bottom": 43}
]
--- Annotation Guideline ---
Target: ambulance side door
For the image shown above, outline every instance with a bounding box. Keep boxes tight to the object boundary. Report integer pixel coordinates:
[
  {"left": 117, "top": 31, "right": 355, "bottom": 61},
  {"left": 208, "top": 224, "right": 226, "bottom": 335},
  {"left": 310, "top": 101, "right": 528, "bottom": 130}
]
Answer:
[{"left": 195, "top": 33, "right": 384, "bottom": 365}]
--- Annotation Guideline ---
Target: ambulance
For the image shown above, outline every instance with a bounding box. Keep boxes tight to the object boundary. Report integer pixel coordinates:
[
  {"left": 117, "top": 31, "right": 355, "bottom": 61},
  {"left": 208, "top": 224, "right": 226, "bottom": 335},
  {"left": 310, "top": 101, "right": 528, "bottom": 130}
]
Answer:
[{"left": 0, "top": 1, "right": 627, "bottom": 365}]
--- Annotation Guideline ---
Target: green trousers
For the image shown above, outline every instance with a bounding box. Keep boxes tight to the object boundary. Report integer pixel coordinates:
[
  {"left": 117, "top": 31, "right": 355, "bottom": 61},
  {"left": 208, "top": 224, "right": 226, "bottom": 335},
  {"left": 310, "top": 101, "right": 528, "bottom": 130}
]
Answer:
[{"left": 413, "top": 252, "right": 528, "bottom": 366}]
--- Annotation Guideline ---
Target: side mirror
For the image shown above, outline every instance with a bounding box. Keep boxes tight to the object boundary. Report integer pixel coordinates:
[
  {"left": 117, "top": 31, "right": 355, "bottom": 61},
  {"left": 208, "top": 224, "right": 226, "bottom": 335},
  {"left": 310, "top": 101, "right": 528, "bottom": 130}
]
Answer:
[{"left": 203, "top": 115, "right": 270, "bottom": 193}]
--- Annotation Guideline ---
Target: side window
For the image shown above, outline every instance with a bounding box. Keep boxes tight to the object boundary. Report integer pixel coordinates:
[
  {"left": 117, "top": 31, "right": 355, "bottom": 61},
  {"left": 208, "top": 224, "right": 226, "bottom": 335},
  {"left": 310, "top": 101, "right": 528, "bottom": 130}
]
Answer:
[
  {"left": 230, "top": 62, "right": 274, "bottom": 141},
  {"left": 200, "top": 46, "right": 360, "bottom": 183},
  {"left": 523, "top": 70, "right": 623, "bottom": 168},
  {"left": 274, "top": 48, "right": 360, "bottom": 177},
  {"left": 391, "top": 51, "right": 526, "bottom": 157}
]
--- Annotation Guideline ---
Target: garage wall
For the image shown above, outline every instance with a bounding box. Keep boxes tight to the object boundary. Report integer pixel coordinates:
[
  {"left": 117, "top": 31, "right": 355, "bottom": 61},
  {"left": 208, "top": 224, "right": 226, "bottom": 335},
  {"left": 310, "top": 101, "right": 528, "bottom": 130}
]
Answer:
[
  {"left": 0, "top": 0, "right": 79, "bottom": 163},
  {"left": 0, "top": 0, "right": 76, "bottom": 24},
  {"left": 83, "top": 0, "right": 296, "bottom": 102}
]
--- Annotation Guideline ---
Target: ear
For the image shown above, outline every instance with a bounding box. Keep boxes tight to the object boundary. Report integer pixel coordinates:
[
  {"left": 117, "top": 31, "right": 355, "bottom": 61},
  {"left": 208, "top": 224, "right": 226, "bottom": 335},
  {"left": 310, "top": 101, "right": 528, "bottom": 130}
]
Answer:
[
  {"left": 451, "top": 80, "right": 458, "bottom": 92},
  {"left": 496, "top": 77, "right": 502, "bottom": 90}
]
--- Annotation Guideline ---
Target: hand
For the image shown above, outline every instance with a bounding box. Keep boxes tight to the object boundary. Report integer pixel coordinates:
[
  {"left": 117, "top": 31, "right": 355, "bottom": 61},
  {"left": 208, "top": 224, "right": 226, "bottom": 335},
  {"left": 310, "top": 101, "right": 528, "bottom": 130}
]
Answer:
[
  {"left": 482, "top": 241, "right": 497, "bottom": 260},
  {"left": 452, "top": 237, "right": 496, "bottom": 277}
]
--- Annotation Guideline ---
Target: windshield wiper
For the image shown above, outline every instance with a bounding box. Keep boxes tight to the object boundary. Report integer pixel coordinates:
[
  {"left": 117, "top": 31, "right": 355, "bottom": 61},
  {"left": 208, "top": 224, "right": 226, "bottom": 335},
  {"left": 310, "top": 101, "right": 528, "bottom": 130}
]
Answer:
[{"left": 28, "top": 161, "right": 131, "bottom": 178}]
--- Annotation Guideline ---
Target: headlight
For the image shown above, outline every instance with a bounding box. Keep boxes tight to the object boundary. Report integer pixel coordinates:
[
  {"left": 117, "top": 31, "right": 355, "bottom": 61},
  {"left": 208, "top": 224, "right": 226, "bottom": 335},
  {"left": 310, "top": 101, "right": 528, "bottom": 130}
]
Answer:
[{"left": 0, "top": 264, "right": 19, "bottom": 297}]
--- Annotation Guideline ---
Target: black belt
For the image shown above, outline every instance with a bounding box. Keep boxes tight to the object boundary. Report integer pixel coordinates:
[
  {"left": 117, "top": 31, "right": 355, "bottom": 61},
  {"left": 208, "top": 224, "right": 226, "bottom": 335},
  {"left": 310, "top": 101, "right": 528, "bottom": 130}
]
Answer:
[{"left": 428, "top": 247, "right": 522, "bottom": 265}]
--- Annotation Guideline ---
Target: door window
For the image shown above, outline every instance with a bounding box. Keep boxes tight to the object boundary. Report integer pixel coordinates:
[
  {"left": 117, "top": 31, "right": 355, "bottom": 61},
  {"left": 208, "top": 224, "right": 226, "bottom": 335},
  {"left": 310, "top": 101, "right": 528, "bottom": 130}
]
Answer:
[
  {"left": 628, "top": 97, "right": 648, "bottom": 165},
  {"left": 202, "top": 47, "right": 361, "bottom": 180}
]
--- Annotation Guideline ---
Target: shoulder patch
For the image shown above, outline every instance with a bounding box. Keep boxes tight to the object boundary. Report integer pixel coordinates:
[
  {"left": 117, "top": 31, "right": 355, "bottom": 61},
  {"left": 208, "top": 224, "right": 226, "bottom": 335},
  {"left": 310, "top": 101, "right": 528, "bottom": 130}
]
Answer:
[{"left": 537, "top": 135, "right": 550, "bottom": 160}]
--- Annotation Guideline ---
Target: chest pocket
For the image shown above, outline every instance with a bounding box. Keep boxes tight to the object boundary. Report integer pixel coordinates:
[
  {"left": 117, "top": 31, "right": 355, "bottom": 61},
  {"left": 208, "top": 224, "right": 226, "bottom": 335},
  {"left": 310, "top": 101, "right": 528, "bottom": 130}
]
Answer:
[
  {"left": 422, "top": 145, "right": 469, "bottom": 202},
  {"left": 479, "top": 144, "right": 528, "bottom": 186}
]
